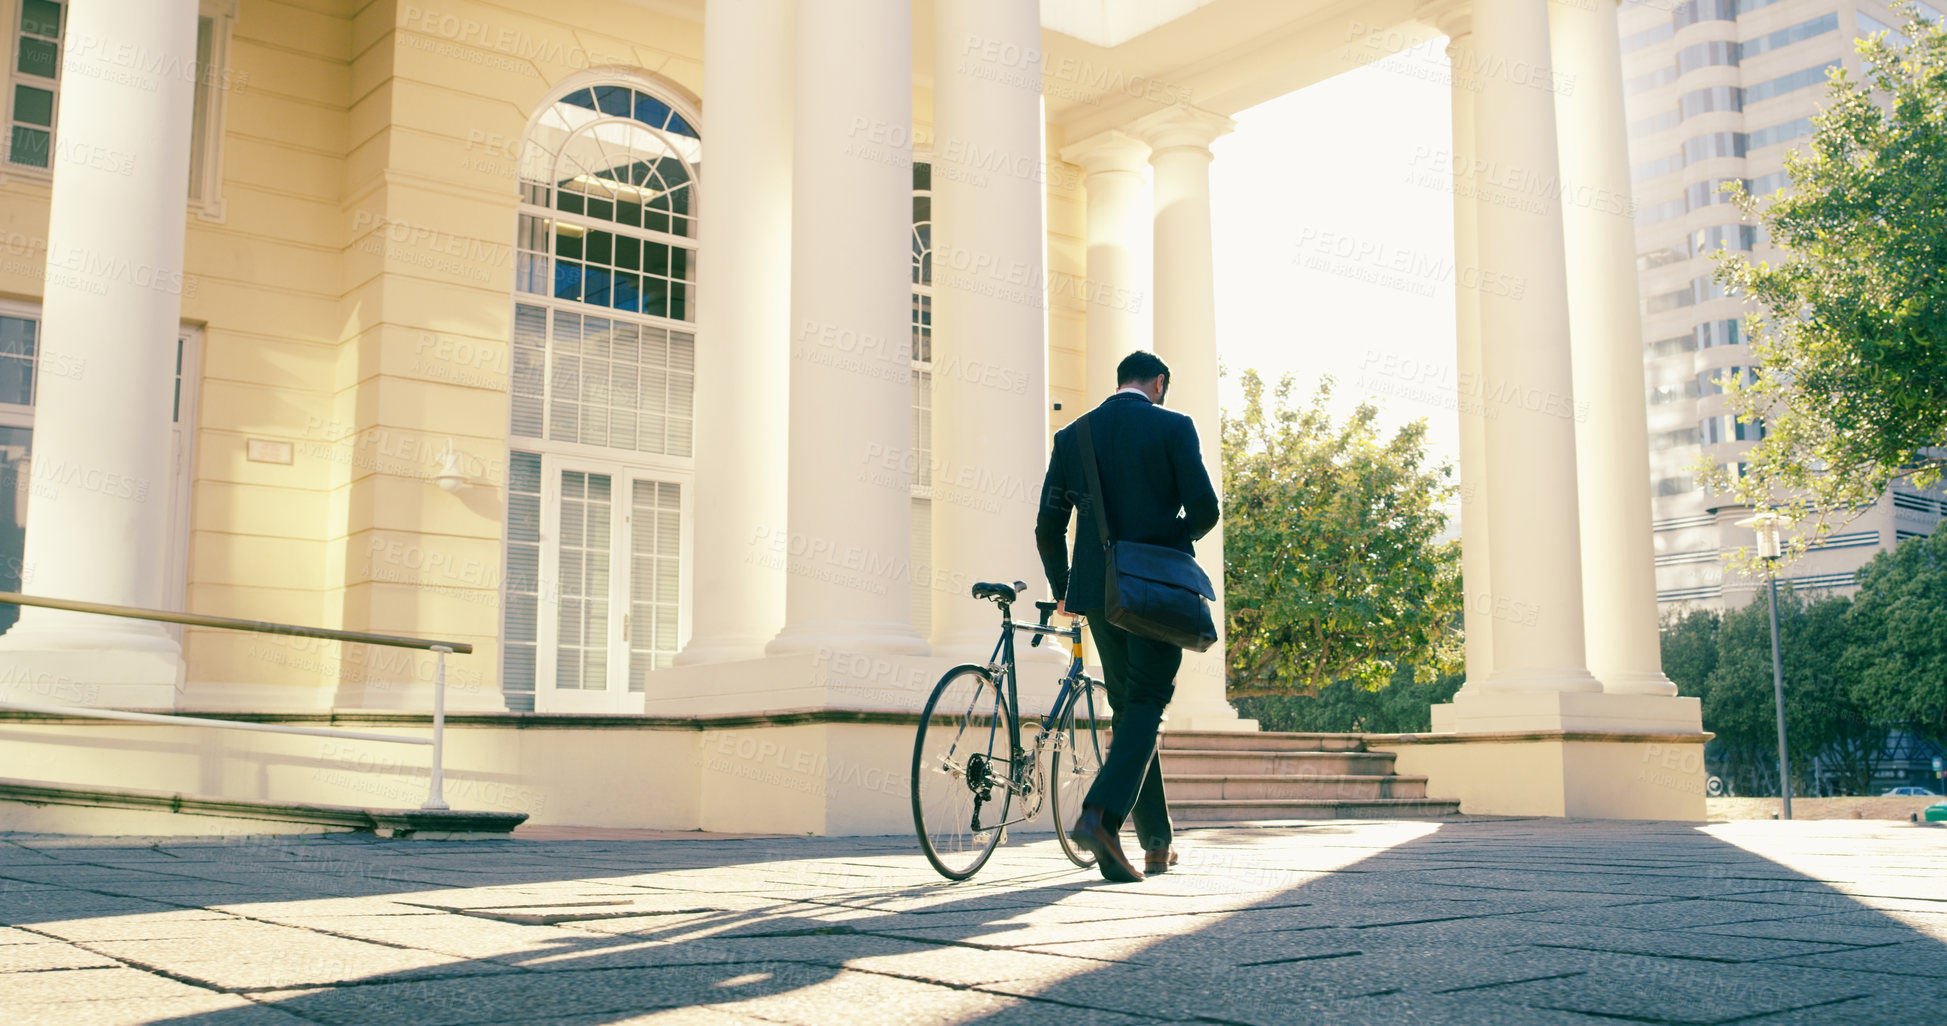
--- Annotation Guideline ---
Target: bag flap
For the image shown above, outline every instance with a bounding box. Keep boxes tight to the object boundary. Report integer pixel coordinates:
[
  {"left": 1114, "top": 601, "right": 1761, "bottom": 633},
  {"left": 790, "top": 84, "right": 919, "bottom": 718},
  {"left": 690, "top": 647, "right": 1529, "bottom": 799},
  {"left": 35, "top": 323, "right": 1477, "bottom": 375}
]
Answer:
[{"left": 1112, "top": 541, "right": 1215, "bottom": 600}]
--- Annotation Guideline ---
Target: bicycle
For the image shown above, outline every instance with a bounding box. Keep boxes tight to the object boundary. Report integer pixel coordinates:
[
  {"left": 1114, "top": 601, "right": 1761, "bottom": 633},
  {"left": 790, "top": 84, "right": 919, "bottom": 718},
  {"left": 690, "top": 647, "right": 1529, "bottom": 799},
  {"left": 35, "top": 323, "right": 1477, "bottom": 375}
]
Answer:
[{"left": 910, "top": 579, "right": 1111, "bottom": 881}]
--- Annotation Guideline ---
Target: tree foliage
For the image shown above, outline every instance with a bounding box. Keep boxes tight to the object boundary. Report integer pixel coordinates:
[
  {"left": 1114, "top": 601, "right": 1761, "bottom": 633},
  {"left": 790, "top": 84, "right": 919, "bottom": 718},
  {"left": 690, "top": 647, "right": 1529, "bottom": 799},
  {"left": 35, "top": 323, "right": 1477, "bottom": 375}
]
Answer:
[
  {"left": 1842, "top": 527, "right": 1947, "bottom": 746},
  {"left": 1707, "top": 8, "right": 1947, "bottom": 545},
  {"left": 1221, "top": 370, "right": 1462, "bottom": 697},
  {"left": 1233, "top": 661, "right": 1464, "bottom": 735},
  {"left": 1660, "top": 529, "right": 1947, "bottom": 795}
]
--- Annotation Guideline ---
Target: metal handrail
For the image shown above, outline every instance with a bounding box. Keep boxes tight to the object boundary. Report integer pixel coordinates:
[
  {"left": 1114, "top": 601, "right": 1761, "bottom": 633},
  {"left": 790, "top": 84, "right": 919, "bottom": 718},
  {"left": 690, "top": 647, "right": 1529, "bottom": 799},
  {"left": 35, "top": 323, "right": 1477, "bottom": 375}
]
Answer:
[
  {"left": 0, "top": 591, "right": 467, "bottom": 811},
  {"left": 0, "top": 592, "right": 472, "bottom": 653}
]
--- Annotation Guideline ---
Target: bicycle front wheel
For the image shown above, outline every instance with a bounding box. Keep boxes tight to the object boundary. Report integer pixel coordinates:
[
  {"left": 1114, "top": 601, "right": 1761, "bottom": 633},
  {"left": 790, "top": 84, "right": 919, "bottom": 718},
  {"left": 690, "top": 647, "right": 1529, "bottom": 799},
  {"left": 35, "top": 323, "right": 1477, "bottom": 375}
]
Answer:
[
  {"left": 912, "top": 664, "right": 1015, "bottom": 880},
  {"left": 1050, "top": 676, "right": 1110, "bottom": 869}
]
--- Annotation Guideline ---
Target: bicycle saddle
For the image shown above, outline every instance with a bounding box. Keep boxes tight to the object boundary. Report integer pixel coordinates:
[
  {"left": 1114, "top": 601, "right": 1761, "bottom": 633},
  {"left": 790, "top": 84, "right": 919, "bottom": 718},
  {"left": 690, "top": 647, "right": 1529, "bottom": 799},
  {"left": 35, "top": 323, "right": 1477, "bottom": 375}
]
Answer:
[{"left": 970, "top": 581, "right": 1018, "bottom": 603}]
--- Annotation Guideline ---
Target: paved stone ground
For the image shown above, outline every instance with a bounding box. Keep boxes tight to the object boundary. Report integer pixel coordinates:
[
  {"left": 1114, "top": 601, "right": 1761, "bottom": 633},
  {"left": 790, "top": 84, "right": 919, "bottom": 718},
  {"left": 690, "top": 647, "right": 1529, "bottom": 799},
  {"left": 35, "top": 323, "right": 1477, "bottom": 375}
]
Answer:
[{"left": 1, "top": 818, "right": 1942, "bottom": 1025}]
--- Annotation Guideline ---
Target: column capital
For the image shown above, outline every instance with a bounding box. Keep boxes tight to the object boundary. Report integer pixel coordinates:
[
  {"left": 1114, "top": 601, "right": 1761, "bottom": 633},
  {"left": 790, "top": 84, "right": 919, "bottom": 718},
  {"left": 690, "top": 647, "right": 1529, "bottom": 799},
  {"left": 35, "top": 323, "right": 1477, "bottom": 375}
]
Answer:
[
  {"left": 1058, "top": 129, "right": 1150, "bottom": 177},
  {"left": 1130, "top": 104, "right": 1235, "bottom": 157},
  {"left": 1419, "top": 0, "right": 1472, "bottom": 40}
]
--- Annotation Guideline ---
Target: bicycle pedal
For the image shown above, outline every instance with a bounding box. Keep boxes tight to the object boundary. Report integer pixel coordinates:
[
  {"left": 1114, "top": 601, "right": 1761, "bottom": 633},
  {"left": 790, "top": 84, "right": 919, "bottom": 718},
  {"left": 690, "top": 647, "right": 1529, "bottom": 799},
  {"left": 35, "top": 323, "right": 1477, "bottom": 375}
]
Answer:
[{"left": 997, "top": 827, "right": 1008, "bottom": 844}]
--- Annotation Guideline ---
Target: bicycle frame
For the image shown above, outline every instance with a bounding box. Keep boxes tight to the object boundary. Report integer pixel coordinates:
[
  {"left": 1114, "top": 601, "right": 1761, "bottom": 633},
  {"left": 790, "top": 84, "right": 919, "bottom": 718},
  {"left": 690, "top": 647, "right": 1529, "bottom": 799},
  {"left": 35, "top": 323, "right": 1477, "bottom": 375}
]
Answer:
[{"left": 975, "top": 601, "right": 1094, "bottom": 829}]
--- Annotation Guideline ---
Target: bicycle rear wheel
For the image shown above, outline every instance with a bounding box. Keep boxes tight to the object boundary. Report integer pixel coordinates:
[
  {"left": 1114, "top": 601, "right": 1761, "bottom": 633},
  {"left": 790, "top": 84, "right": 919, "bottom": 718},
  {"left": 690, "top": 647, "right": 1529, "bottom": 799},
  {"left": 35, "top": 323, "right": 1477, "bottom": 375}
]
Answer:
[
  {"left": 1050, "top": 676, "right": 1109, "bottom": 869},
  {"left": 912, "top": 664, "right": 1014, "bottom": 880}
]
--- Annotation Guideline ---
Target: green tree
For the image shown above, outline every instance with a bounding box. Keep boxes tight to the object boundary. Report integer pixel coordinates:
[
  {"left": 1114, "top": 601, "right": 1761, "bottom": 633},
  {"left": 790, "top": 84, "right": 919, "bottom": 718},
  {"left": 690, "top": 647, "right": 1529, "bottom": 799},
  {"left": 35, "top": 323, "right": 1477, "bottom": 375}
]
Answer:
[
  {"left": 1843, "top": 530, "right": 1947, "bottom": 747},
  {"left": 1698, "top": 586, "right": 1878, "bottom": 796},
  {"left": 1221, "top": 370, "right": 1462, "bottom": 697},
  {"left": 1234, "top": 661, "right": 1465, "bottom": 734},
  {"left": 1660, "top": 607, "right": 1721, "bottom": 697},
  {"left": 1706, "top": 9, "right": 1947, "bottom": 542}
]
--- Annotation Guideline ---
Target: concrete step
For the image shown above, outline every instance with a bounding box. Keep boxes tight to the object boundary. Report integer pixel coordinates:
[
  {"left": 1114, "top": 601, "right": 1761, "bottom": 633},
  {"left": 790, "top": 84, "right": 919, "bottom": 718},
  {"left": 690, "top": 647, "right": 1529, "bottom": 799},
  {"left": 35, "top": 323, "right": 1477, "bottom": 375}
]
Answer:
[
  {"left": 1167, "top": 773, "right": 1430, "bottom": 801},
  {"left": 1160, "top": 749, "right": 1397, "bottom": 776},
  {"left": 1162, "top": 730, "right": 1369, "bottom": 753},
  {"left": 0, "top": 777, "right": 528, "bottom": 838},
  {"left": 1168, "top": 797, "right": 1463, "bottom": 822}
]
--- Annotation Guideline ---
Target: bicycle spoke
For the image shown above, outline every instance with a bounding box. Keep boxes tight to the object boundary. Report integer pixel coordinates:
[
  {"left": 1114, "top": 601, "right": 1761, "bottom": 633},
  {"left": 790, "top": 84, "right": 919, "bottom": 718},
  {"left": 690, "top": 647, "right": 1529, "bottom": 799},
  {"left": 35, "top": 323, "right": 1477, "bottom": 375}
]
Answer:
[
  {"left": 1051, "top": 677, "right": 1108, "bottom": 869},
  {"left": 912, "top": 666, "right": 1012, "bottom": 880}
]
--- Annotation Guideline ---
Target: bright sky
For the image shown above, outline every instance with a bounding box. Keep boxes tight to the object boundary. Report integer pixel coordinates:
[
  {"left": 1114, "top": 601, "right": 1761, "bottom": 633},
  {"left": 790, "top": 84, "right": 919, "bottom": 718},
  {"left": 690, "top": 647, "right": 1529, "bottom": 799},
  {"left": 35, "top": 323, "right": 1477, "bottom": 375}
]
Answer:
[{"left": 1210, "top": 52, "right": 1461, "bottom": 477}]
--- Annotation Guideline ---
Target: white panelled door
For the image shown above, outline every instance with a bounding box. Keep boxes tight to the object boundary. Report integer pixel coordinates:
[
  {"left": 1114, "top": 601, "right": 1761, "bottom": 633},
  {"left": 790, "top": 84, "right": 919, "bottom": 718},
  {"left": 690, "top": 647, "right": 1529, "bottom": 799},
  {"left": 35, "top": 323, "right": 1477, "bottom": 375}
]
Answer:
[{"left": 532, "top": 454, "right": 687, "bottom": 713}]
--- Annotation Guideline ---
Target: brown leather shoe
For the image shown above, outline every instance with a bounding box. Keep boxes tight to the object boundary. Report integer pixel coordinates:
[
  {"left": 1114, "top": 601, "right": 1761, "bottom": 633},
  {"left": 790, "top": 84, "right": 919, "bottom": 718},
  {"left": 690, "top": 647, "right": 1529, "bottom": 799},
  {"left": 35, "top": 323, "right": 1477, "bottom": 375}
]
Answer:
[
  {"left": 1144, "top": 848, "right": 1178, "bottom": 874},
  {"left": 1069, "top": 806, "right": 1144, "bottom": 883}
]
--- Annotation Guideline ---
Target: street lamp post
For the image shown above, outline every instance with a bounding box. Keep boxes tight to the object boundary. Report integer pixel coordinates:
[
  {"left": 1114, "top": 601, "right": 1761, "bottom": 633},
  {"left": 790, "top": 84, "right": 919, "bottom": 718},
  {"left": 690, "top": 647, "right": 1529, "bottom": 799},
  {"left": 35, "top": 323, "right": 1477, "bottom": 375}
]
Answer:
[{"left": 1739, "top": 512, "right": 1791, "bottom": 819}]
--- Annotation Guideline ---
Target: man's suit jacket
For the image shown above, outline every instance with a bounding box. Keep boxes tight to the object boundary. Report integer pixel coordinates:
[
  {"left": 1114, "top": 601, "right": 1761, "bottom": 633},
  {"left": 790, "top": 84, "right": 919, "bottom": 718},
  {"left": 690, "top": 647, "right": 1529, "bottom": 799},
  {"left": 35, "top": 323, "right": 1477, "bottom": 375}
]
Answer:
[{"left": 1035, "top": 391, "right": 1221, "bottom": 612}]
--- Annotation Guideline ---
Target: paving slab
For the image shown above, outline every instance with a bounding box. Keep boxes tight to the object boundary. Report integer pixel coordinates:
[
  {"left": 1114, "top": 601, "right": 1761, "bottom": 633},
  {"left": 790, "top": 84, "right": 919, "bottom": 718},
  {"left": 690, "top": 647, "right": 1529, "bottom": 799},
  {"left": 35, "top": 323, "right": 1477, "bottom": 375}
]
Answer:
[{"left": 1, "top": 818, "right": 1942, "bottom": 1025}]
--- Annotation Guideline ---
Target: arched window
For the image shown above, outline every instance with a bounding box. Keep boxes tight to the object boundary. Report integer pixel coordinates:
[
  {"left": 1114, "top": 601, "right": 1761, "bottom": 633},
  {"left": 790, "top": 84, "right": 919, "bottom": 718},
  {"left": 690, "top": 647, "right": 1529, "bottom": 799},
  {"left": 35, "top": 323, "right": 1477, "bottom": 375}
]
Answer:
[{"left": 502, "top": 80, "right": 700, "bottom": 713}]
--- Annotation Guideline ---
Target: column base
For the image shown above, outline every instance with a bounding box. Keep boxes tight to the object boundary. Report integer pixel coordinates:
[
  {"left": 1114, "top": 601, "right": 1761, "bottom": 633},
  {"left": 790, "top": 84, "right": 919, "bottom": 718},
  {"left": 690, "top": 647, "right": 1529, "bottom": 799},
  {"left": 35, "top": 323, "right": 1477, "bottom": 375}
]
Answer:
[
  {"left": 0, "top": 647, "right": 183, "bottom": 709},
  {"left": 1369, "top": 728, "right": 1709, "bottom": 820},
  {"left": 673, "top": 634, "right": 775, "bottom": 667},
  {"left": 1591, "top": 669, "right": 1680, "bottom": 696},
  {"left": 1162, "top": 646, "right": 1256, "bottom": 732},
  {"left": 1431, "top": 688, "right": 1701, "bottom": 733},
  {"left": 765, "top": 623, "right": 929, "bottom": 658}
]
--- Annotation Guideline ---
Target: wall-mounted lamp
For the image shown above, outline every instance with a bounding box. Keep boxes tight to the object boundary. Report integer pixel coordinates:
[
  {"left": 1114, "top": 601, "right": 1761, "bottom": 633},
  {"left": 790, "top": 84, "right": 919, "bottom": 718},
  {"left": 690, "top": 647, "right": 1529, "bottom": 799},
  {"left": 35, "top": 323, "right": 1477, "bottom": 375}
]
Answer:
[{"left": 434, "top": 440, "right": 466, "bottom": 493}]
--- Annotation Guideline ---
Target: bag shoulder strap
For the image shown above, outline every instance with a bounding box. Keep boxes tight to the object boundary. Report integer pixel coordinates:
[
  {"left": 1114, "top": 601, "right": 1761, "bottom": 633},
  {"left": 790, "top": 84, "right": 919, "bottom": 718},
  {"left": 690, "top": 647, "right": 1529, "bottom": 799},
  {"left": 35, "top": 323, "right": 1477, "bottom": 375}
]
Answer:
[{"left": 1075, "top": 413, "right": 1114, "bottom": 552}]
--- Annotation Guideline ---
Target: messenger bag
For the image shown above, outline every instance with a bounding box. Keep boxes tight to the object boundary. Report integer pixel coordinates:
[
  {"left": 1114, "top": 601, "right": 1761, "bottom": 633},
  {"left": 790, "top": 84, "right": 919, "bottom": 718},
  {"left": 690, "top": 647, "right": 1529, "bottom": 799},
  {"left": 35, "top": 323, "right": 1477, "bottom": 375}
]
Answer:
[{"left": 1075, "top": 412, "right": 1219, "bottom": 653}]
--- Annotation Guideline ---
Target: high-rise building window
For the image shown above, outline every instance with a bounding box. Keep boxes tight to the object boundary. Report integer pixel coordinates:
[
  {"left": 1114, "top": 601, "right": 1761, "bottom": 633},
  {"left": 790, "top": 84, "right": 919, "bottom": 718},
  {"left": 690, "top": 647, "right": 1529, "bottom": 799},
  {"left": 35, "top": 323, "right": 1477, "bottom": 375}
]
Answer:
[
  {"left": 1676, "top": 40, "right": 1739, "bottom": 75},
  {"left": 1680, "top": 86, "right": 1743, "bottom": 120},
  {"left": 1749, "top": 116, "right": 1813, "bottom": 150},
  {"left": 1742, "top": 13, "right": 1838, "bottom": 59},
  {"left": 1696, "top": 319, "right": 1742, "bottom": 348},
  {"left": 1746, "top": 61, "right": 1842, "bottom": 105}
]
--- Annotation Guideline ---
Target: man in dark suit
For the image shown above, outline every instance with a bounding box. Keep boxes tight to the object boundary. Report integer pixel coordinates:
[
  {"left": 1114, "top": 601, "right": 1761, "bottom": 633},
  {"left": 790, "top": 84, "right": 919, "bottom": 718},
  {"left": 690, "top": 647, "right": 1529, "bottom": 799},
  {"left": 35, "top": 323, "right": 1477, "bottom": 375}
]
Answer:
[{"left": 1035, "top": 350, "right": 1221, "bottom": 882}]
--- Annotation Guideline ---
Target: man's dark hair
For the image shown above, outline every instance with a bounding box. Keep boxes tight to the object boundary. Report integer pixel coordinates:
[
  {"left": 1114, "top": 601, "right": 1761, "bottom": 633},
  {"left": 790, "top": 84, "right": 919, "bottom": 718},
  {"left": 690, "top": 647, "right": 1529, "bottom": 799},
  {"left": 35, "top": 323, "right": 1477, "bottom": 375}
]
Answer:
[{"left": 1116, "top": 350, "right": 1170, "bottom": 387}]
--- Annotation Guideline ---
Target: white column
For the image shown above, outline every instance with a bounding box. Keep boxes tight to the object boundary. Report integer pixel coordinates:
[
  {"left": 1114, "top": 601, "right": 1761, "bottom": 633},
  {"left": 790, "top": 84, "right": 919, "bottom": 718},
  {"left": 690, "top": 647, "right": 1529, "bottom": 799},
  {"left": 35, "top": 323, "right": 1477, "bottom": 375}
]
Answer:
[
  {"left": 1552, "top": 0, "right": 1677, "bottom": 695},
  {"left": 674, "top": 0, "right": 793, "bottom": 666},
  {"left": 1058, "top": 131, "right": 1150, "bottom": 404},
  {"left": 1429, "top": 5, "right": 1495, "bottom": 690},
  {"left": 1469, "top": 0, "right": 1601, "bottom": 693},
  {"left": 766, "top": 0, "right": 926, "bottom": 656},
  {"left": 0, "top": 0, "right": 199, "bottom": 706},
  {"left": 928, "top": 0, "right": 1052, "bottom": 659},
  {"left": 1134, "top": 105, "right": 1252, "bottom": 732}
]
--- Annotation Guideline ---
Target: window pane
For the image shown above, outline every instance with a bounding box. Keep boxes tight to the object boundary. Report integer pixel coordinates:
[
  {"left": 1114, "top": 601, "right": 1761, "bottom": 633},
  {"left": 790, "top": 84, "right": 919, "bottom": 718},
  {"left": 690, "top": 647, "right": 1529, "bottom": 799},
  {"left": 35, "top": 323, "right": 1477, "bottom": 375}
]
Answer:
[
  {"left": 8, "top": 126, "right": 47, "bottom": 168},
  {"left": 20, "top": 0, "right": 60, "bottom": 39},
  {"left": 13, "top": 84, "right": 53, "bottom": 126},
  {"left": 16, "top": 38, "right": 55, "bottom": 79}
]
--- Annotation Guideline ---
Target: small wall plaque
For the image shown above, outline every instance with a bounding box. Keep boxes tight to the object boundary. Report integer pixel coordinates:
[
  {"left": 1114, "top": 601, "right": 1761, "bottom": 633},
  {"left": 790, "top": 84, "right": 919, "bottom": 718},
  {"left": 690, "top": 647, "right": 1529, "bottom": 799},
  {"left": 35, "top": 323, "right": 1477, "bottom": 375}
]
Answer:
[{"left": 246, "top": 439, "right": 293, "bottom": 465}]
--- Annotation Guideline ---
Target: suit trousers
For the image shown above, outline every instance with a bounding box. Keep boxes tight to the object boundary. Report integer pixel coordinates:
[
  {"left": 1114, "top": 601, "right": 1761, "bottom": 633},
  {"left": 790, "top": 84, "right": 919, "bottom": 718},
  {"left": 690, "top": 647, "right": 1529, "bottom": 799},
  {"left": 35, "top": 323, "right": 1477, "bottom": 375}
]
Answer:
[{"left": 1079, "top": 609, "right": 1179, "bottom": 852}]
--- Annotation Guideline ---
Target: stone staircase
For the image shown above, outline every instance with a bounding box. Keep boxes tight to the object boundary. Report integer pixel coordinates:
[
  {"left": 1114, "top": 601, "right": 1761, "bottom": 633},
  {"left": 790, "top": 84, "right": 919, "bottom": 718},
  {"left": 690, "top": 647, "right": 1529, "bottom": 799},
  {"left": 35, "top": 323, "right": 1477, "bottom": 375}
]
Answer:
[{"left": 1161, "top": 730, "right": 1461, "bottom": 822}]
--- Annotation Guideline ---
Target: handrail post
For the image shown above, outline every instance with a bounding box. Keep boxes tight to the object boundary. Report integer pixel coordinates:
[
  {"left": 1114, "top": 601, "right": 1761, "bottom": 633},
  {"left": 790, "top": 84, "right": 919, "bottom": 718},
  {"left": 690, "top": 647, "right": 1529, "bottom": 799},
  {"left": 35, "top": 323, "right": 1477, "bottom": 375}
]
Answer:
[{"left": 422, "top": 645, "right": 453, "bottom": 811}]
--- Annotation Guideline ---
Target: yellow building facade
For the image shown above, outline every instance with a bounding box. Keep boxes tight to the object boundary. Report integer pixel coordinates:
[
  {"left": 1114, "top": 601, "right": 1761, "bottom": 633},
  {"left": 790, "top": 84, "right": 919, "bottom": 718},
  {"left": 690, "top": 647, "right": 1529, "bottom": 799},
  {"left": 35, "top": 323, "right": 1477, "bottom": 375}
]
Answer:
[{"left": 0, "top": 0, "right": 1712, "bottom": 835}]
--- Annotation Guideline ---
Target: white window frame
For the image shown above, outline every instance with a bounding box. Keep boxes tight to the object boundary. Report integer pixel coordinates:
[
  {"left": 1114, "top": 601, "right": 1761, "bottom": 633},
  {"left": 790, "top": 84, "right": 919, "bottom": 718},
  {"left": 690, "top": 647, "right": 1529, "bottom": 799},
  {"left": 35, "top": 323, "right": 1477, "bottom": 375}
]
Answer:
[
  {"left": 530, "top": 452, "right": 692, "bottom": 713},
  {"left": 3, "top": 0, "right": 62, "bottom": 177},
  {"left": 503, "top": 73, "right": 704, "bottom": 711},
  {"left": 4, "top": 0, "right": 236, "bottom": 220}
]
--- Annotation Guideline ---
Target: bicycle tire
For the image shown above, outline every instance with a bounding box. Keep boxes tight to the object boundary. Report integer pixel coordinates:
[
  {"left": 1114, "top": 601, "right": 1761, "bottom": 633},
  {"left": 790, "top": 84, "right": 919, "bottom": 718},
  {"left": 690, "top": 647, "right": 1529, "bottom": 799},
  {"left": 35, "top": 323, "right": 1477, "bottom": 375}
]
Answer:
[
  {"left": 1050, "top": 676, "right": 1109, "bottom": 869},
  {"left": 912, "top": 664, "right": 1015, "bottom": 880}
]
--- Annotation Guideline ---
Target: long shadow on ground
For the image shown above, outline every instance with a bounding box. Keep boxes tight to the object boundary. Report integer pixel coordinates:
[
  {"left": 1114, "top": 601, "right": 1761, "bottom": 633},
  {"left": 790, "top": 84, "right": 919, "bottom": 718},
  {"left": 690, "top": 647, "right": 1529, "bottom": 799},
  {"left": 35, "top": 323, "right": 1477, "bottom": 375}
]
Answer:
[{"left": 2, "top": 820, "right": 1942, "bottom": 1024}]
